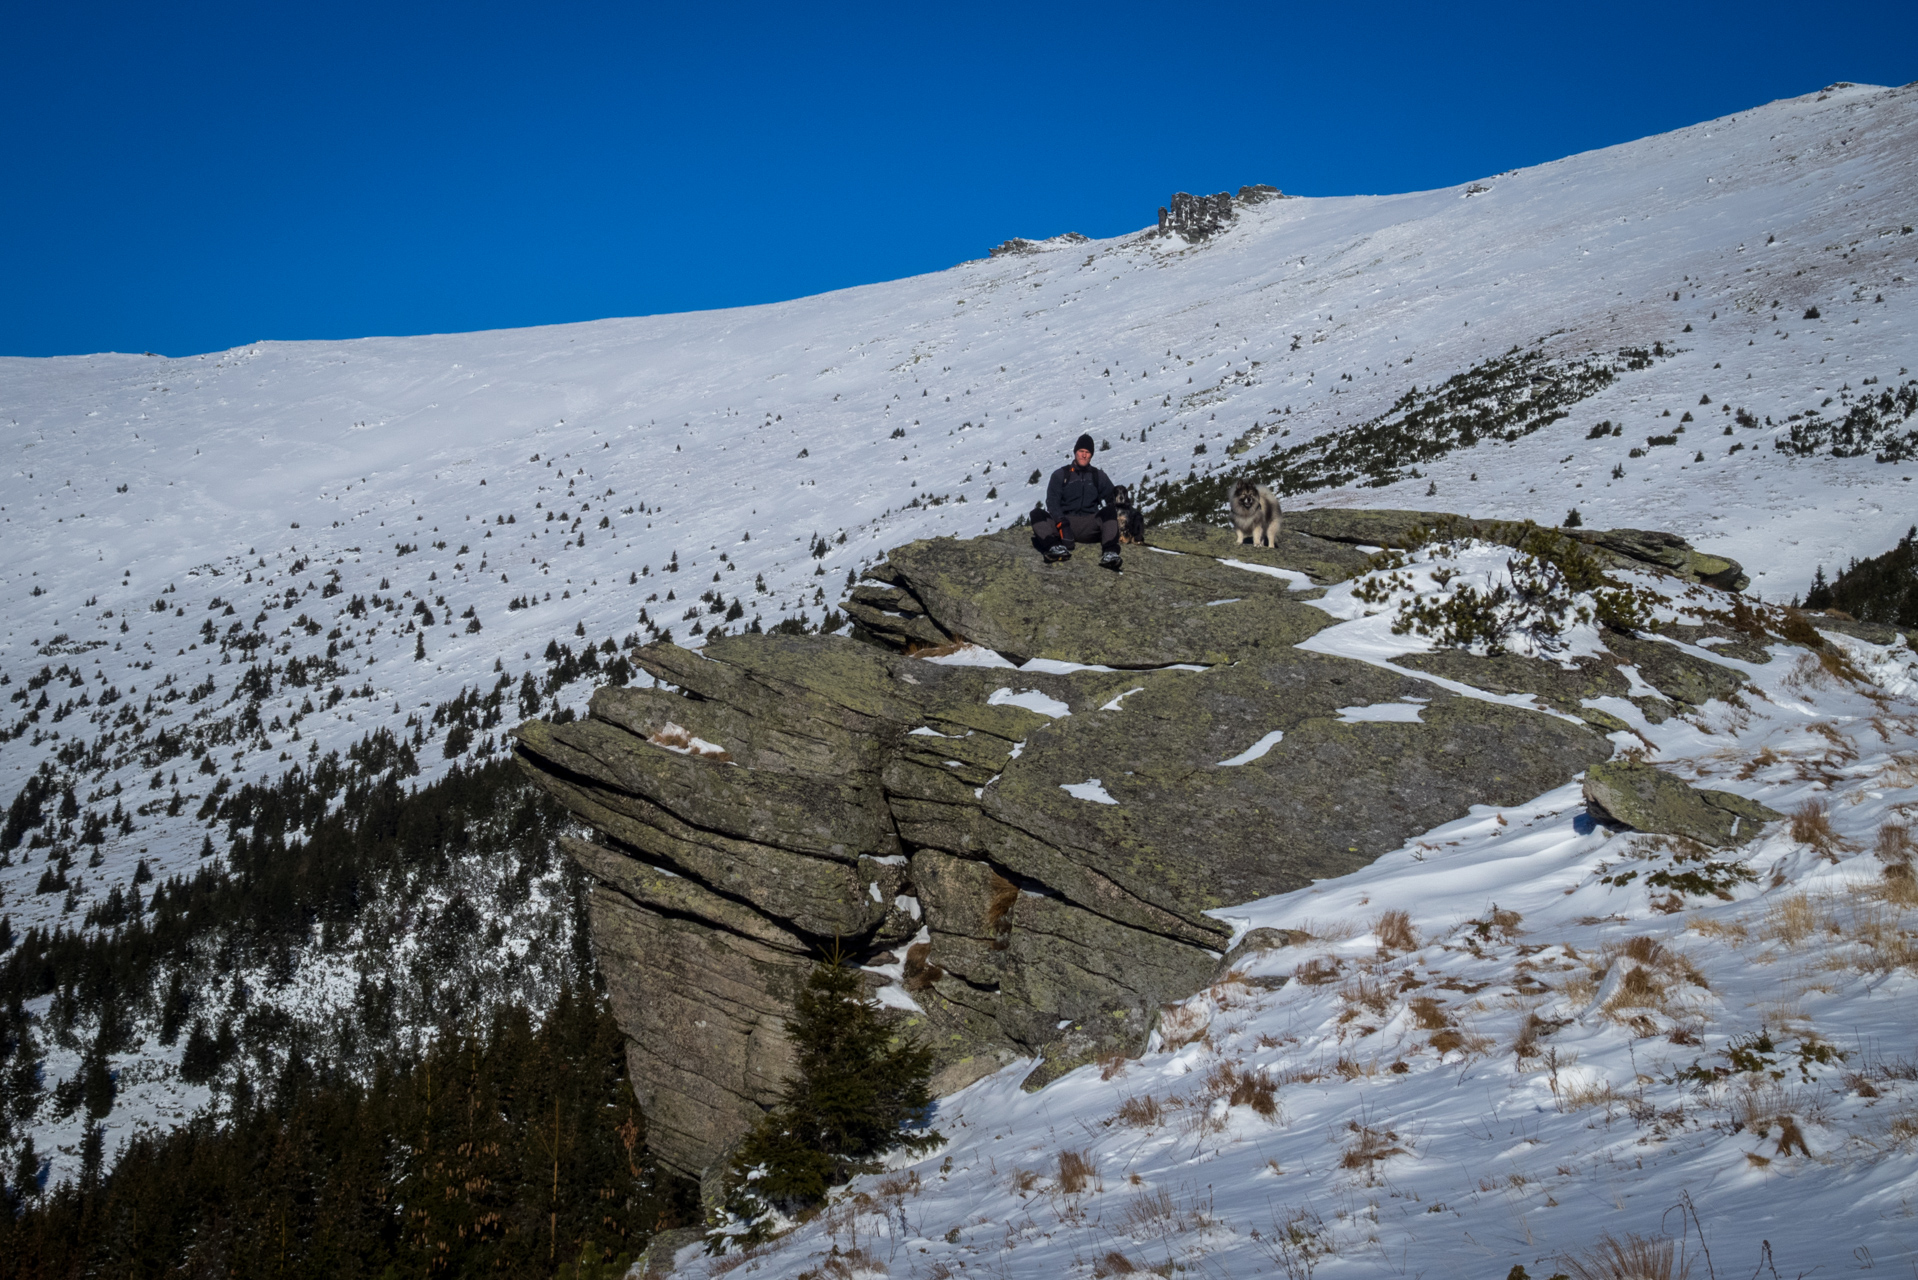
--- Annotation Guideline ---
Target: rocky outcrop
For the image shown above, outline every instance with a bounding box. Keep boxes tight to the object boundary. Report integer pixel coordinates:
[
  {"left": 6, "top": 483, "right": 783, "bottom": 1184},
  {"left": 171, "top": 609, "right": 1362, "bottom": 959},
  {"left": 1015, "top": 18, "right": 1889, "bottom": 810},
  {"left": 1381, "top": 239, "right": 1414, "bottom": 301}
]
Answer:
[
  {"left": 1284, "top": 508, "right": 1750, "bottom": 591},
  {"left": 1583, "top": 761, "right": 1781, "bottom": 847},
  {"left": 1155, "top": 187, "right": 1286, "bottom": 242},
  {"left": 513, "top": 511, "right": 1758, "bottom": 1188},
  {"left": 989, "top": 232, "right": 1091, "bottom": 258}
]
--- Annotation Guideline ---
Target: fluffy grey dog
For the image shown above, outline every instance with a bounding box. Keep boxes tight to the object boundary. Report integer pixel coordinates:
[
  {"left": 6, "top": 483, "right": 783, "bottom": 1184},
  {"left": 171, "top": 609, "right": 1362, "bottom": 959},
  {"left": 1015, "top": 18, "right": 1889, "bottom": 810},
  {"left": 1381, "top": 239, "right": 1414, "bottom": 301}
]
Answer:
[{"left": 1229, "top": 480, "right": 1283, "bottom": 547}]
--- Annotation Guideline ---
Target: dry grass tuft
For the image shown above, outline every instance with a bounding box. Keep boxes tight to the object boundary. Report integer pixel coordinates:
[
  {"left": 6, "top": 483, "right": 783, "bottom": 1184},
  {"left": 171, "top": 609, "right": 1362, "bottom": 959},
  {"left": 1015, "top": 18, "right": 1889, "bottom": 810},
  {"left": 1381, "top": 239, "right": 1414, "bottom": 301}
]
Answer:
[
  {"left": 1513, "top": 1010, "right": 1553, "bottom": 1059},
  {"left": 1762, "top": 894, "right": 1833, "bottom": 947},
  {"left": 1612, "top": 966, "right": 1665, "bottom": 1009},
  {"left": 798, "top": 1246, "right": 884, "bottom": 1280},
  {"left": 1589, "top": 935, "right": 1710, "bottom": 1025},
  {"left": 1686, "top": 912, "right": 1749, "bottom": 943},
  {"left": 1783, "top": 646, "right": 1864, "bottom": 693},
  {"left": 1339, "top": 1122, "right": 1408, "bottom": 1170},
  {"left": 1428, "top": 1027, "right": 1492, "bottom": 1056},
  {"left": 1736, "top": 745, "right": 1783, "bottom": 780},
  {"left": 1056, "top": 1149, "right": 1096, "bottom": 1194},
  {"left": 1293, "top": 955, "right": 1342, "bottom": 986},
  {"left": 1156, "top": 1001, "right": 1211, "bottom": 1051},
  {"left": 1555, "top": 971, "right": 1598, "bottom": 1004},
  {"left": 1559, "top": 1077, "right": 1624, "bottom": 1110},
  {"left": 1879, "top": 862, "right": 1918, "bottom": 908},
  {"left": 1337, "top": 973, "right": 1392, "bottom": 1022},
  {"left": 1119, "top": 1187, "right": 1178, "bottom": 1233},
  {"left": 707, "top": 1245, "right": 775, "bottom": 1277},
  {"left": 1375, "top": 909, "right": 1418, "bottom": 952},
  {"left": 1734, "top": 1084, "right": 1816, "bottom": 1157},
  {"left": 1230, "top": 1072, "right": 1279, "bottom": 1119},
  {"left": 1408, "top": 996, "right": 1451, "bottom": 1030},
  {"left": 1202, "top": 1062, "right": 1279, "bottom": 1119},
  {"left": 1561, "top": 1232, "right": 1690, "bottom": 1280},
  {"left": 1091, "top": 1252, "right": 1138, "bottom": 1277},
  {"left": 1465, "top": 905, "right": 1524, "bottom": 942},
  {"left": 1816, "top": 643, "right": 1867, "bottom": 685},
  {"left": 1877, "top": 821, "right": 1916, "bottom": 865},
  {"left": 1791, "top": 797, "right": 1859, "bottom": 861},
  {"left": 1831, "top": 901, "right": 1918, "bottom": 970},
  {"left": 874, "top": 1170, "right": 921, "bottom": 1198},
  {"left": 1620, "top": 935, "right": 1666, "bottom": 966},
  {"left": 1115, "top": 1094, "right": 1163, "bottom": 1128},
  {"left": 1886, "top": 1111, "right": 1918, "bottom": 1146}
]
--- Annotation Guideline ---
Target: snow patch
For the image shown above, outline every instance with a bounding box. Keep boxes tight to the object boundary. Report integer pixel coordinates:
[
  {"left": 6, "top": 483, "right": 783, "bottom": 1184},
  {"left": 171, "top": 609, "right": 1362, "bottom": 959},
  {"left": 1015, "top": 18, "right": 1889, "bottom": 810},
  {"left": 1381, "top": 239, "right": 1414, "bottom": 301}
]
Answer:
[
  {"left": 1216, "top": 730, "right": 1286, "bottom": 766},
  {"left": 1059, "top": 778, "right": 1117, "bottom": 805},
  {"left": 988, "top": 687, "right": 1071, "bottom": 717}
]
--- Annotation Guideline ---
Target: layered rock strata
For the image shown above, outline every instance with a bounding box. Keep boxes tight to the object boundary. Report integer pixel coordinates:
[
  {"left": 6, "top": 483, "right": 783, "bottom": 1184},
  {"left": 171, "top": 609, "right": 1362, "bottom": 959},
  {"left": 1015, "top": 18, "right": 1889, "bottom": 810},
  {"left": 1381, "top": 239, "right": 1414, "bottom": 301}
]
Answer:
[{"left": 514, "top": 512, "right": 1757, "bottom": 1186}]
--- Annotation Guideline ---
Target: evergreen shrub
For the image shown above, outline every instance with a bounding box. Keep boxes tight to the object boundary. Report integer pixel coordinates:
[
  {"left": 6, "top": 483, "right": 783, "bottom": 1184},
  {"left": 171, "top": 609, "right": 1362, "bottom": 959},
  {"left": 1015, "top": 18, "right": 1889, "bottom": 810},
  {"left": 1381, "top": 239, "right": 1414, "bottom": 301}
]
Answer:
[{"left": 716, "top": 959, "right": 940, "bottom": 1246}]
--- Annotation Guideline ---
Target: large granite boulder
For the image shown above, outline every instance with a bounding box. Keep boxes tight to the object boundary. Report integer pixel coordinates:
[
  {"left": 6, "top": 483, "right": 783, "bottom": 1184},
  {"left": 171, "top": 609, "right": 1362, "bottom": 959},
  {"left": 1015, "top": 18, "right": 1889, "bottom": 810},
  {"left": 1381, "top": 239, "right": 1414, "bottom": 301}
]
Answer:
[{"left": 513, "top": 508, "right": 1759, "bottom": 1188}]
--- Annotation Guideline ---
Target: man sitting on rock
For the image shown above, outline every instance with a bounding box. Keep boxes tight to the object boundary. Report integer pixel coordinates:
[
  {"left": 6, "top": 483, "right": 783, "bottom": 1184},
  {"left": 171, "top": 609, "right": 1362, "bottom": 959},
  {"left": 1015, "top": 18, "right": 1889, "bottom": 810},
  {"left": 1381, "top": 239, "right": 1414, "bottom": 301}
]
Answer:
[{"left": 1034, "top": 433, "right": 1122, "bottom": 569}]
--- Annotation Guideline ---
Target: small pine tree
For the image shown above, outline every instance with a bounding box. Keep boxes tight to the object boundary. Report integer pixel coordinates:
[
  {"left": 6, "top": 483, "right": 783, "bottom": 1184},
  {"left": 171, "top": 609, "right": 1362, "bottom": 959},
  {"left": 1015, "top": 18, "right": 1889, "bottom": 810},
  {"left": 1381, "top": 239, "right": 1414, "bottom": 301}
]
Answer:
[
  {"left": 1563, "top": 508, "right": 1583, "bottom": 528},
  {"left": 1802, "top": 565, "right": 1832, "bottom": 610},
  {"left": 718, "top": 959, "right": 940, "bottom": 1243}
]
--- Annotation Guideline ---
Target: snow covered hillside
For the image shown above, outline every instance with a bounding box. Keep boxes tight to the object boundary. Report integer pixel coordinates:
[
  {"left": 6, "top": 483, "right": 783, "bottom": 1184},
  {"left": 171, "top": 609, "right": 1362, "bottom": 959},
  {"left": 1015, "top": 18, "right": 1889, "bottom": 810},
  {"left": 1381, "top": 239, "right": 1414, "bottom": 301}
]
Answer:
[
  {"left": 1, "top": 80, "right": 1915, "bottom": 1211},
  {"left": 676, "top": 582, "right": 1918, "bottom": 1278}
]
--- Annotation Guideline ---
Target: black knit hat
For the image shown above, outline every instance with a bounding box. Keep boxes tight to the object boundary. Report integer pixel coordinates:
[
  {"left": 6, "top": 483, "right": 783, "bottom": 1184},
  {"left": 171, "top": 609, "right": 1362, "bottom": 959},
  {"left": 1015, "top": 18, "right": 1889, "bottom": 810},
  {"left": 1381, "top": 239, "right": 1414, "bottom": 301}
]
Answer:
[{"left": 1073, "top": 433, "right": 1096, "bottom": 455}]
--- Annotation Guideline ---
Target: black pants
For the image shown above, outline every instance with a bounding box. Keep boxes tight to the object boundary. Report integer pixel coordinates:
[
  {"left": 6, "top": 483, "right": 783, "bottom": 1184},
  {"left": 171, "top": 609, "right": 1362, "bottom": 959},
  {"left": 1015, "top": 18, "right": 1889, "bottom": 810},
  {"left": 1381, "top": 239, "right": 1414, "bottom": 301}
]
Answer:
[{"left": 1033, "top": 510, "right": 1118, "bottom": 553}]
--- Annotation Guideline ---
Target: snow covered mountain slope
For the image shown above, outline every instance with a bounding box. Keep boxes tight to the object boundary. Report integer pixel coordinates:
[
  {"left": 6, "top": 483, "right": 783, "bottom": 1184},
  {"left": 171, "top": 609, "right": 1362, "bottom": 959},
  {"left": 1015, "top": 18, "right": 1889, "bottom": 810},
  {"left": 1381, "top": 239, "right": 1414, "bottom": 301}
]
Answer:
[
  {"left": 673, "top": 612, "right": 1918, "bottom": 1278},
  {"left": 0, "top": 80, "right": 1914, "bottom": 1205}
]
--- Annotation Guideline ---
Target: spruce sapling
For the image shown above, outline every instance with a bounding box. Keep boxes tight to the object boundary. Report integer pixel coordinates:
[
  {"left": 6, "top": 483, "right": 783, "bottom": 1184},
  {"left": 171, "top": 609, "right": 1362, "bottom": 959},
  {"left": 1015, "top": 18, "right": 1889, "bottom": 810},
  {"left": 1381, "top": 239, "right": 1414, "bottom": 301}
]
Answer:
[{"left": 718, "top": 957, "right": 941, "bottom": 1243}]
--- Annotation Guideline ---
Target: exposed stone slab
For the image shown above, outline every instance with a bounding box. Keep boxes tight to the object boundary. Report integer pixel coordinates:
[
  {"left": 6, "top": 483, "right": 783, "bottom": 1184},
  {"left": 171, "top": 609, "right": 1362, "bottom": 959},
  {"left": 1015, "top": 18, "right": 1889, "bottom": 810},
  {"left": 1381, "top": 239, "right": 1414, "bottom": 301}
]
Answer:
[
  {"left": 514, "top": 741, "right": 888, "bottom": 939},
  {"left": 1145, "top": 520, "right": 1375, "bottom": 584},
  {"left": 981, "top": 653, "right": 1611, "bottom": 920},
  {"left": 562, "top": 835, "right": 808, "bottom": 953},
  {"left": 1284, "top": 508, "right": 1452, "bottom": 548},
  {"left": 521, "top": 715, "right": 896, "bottom": 863},
  {"left": 1583, "top": 760, "right": 1782, "bottom": 848},
  {"left": 1603, "top": 631, "right": 1747, "bottom": 707},
  {"left": 1394, "top": 650, "right": 1630, "bottom": 723},
  {"left": 880, "top": 528, "right": 1337, "bottom": 666},
  {"left": 1284, "top": 509, "right": 1749, "bottom": 589}
]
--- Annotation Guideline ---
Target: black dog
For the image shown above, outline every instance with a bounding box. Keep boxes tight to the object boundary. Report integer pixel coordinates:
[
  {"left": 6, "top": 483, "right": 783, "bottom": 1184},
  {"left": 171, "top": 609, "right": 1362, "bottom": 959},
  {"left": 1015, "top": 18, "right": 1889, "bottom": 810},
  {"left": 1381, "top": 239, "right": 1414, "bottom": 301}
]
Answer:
[{"left": 1114, "top": 478, "right": 1147, "bottom": 546}]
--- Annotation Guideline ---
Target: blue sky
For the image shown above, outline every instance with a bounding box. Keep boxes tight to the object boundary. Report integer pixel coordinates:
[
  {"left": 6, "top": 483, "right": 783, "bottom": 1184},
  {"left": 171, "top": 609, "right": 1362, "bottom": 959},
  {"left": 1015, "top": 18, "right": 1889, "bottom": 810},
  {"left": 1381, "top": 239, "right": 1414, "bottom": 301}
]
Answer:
[{"left": 3, "top": 0, "right": 1913, "bottom": 358}]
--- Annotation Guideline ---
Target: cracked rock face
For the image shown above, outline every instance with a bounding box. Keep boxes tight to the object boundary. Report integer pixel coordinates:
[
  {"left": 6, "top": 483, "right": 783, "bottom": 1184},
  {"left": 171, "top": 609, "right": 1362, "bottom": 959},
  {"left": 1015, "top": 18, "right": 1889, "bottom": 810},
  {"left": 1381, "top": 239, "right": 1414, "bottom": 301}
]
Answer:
[{"left": 513, "top": 510, "right": 1754, "bottom": 1184}]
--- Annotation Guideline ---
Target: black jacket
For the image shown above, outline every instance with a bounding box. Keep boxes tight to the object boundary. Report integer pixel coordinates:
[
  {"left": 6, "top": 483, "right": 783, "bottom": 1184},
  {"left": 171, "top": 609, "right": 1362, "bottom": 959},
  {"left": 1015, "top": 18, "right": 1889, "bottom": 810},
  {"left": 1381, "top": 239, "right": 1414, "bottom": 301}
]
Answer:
[{"left": 1045, "top": 462, "right": 1116, "bottom": 520}]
